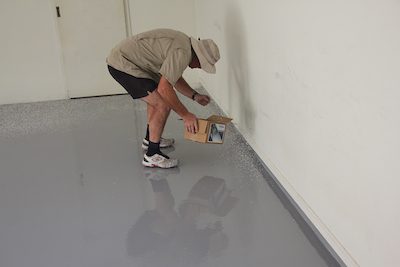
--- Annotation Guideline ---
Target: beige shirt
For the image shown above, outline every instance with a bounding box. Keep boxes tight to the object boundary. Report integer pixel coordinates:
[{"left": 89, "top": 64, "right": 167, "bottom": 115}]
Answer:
[{"left": 106, "top": 29, "right": 192, "bottom": 86}]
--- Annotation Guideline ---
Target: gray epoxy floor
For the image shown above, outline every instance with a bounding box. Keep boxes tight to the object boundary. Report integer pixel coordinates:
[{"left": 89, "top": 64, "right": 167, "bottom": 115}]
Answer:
[{"left": 0, "top": 95, "right": 328, "bottom": 267}]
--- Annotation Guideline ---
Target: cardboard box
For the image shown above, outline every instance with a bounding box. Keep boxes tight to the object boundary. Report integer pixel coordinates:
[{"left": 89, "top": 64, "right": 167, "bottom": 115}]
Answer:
[{"left": 184, "top": 115, "right": 232, "bottom": 144}]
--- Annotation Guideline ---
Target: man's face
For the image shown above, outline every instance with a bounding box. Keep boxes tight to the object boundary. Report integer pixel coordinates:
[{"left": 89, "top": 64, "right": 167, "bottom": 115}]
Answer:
[{"left": 189, "top": 54, "right": 201, "bottom": 69}]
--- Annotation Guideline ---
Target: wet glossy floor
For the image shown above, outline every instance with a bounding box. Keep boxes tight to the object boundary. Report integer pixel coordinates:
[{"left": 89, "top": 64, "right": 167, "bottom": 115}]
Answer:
[{"left": 0, "top": 95, "right": 328, "bottom": 267}]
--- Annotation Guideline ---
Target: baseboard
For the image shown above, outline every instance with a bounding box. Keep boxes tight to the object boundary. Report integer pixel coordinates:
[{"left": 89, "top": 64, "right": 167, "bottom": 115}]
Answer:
[
  {"left": 70, "top": 93, "right": 128, "bottom": 100},
  {"left": 200, "top": 86, "right": 357, "bottom": 267},
  {"left": 238, "top": 133, "right": 353, "bottom": 267}
]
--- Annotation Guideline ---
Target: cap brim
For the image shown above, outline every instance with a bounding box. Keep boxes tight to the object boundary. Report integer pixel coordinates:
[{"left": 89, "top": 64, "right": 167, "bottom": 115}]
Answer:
[{"left": 200, "top": 59, "right": 216, "bottom": 74}]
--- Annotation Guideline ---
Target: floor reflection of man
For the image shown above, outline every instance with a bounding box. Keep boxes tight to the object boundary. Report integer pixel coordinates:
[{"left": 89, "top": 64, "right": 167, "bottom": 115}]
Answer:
[{"left": 127, "top": 174, "right": 237, "bottom": 267}]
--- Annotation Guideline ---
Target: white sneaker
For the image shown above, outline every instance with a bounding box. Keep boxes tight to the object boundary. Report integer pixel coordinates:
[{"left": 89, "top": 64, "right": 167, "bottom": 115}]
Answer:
[
  {"left": 142, "top": 137, "right": 175, "bottom": 150},
  {"left": 142, "top": 153, "right": 178, "bottom": 169}
]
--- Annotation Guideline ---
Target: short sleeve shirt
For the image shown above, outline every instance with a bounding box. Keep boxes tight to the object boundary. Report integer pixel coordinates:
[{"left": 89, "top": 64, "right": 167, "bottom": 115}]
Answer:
[{"left": 106, "top": 29, "right": 192, "bottom": 86}]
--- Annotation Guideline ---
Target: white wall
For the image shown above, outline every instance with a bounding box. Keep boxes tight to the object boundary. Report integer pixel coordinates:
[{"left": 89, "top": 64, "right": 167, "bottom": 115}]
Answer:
[
  {"left": 195, "top": 0, "right": 400, "bottom": 266},
  {"left": 129, "top": 0, "right": 199, "bottom": 87},
  {"left": 0, "top": 0, "right": 66, "bottom": 105}
]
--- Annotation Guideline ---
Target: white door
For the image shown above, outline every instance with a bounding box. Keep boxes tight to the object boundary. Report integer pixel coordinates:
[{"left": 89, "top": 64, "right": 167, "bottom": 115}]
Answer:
[{"left": 54, "top": 0, "right": 128, "bottom": 98}]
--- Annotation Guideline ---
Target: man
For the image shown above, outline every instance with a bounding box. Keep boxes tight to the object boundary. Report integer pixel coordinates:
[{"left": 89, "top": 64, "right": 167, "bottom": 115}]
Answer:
[{"left": 106, "top": 29, "right": 220, "bottom": 169}]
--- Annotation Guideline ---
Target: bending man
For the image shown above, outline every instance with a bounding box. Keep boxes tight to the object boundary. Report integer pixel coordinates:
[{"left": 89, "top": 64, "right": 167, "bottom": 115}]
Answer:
[{"left": 107, "top": 28, "right": 220, "bottom": 168}]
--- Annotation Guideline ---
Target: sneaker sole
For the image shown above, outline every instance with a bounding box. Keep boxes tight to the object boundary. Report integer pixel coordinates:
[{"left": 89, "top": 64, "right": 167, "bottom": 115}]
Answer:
[
  {"left": 142, "top": 160, "right": 156, "bottom": 168},
  {"left": 142, "top": 160, "right": 178, "bottom": 169}
]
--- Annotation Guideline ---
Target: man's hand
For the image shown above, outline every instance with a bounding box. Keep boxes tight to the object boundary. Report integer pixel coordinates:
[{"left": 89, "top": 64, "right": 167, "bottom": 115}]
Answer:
[
  {"left": 194, "top": 94, "right": 211, "bottom": 106},
  {"left": 183, "top": 112, "right": 198, "bottom": 134}
]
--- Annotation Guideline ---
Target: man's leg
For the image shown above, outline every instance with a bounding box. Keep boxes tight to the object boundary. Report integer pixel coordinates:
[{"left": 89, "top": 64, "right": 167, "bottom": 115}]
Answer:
[
  {"left": 146, "top": 103, "right": 171, "bottom": 141},
  {"left": 143, "top": 93, "right": 170, "bottom": 143},
  {"left": 143, "top": 103, "right": 175, "bottom": 149},
  {"left": 141, "top": 90, "right": 178, "bottom": 168}
]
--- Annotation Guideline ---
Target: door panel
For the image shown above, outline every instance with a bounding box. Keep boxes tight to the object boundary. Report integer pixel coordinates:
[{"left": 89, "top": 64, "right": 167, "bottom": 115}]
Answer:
[
  {"left": 56, "top": 0, "right": 127, "bottom": 98},
  {"left": 0, "top": 0, "right": 66, "bottom": 105}
]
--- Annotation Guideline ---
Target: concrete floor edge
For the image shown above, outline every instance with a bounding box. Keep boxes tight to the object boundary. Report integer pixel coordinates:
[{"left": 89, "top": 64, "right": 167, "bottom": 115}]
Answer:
[{"left": 207, "top": 99, "right": 346, "bottom": 267}]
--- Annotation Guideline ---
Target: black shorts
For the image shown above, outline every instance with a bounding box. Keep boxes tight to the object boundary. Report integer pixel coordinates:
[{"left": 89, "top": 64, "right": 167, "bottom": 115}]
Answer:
[{"left": 108, "top": 65, "right": 158, "bottom": 99}]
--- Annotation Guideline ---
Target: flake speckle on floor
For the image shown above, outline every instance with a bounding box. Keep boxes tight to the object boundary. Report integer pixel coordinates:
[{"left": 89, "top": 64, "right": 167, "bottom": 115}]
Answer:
[{"left": 0, "top": 94, "right": 329, "bottom": 267}]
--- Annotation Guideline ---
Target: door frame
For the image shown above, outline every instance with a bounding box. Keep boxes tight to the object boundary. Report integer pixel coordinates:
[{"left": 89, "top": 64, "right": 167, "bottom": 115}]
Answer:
[
  {"left": 52, "top": 0, "right": 133, "bottom": 99},
  {"left": 123, "top": 0, "right": 133, "bottom": 37}
]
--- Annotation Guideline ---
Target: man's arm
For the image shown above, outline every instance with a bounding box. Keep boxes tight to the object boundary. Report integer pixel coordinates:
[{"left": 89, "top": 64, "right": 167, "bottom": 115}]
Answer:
[
  {"left": 157, "top": 76, "right": 198, "bottom": 133},
  {"left": 174, "top": 77, "right": 197, "bottom": 99},
  {"left": 157, "top": 76, "right": 190, "bottom": 117},
  {"left": 175, "top": 77, "right": 211, "bottom": 106}
]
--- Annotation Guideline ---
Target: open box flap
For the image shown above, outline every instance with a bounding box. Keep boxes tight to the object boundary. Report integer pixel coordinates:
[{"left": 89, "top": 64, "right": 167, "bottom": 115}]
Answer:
[
  {"left": 197, "top": 119, "right": 209, "bottom": 134},
  {"left": 206, "top": 115, "right": 232, "bottom": 124}
]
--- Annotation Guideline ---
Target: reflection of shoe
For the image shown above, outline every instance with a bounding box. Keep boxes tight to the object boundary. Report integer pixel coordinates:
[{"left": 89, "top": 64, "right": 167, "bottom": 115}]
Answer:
[
  {"left": 142, "top": 153, "right": 178, "bottom": 169},
  {"left": 143, "top": 166, "right": 180, "bottom": 180},
  {"left": 142, "top": 137, "right": 175, "bottom": 150}
]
